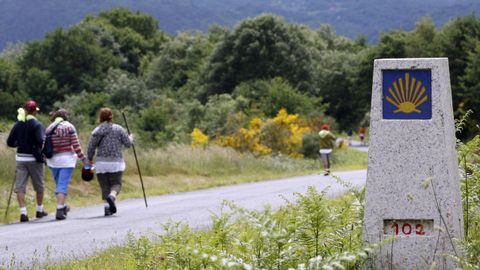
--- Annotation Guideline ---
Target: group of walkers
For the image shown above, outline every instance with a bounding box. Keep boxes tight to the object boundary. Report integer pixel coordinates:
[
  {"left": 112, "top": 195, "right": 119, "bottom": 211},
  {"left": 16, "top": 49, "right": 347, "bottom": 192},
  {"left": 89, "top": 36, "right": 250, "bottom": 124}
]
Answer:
[
  {"left": 6, "top": 100, "right": 133, "bottom": 222},
  {"left": 347, "top": 127, "right": 367, "bottom": 146},
  {"left": 6, "top": 99, "right": 364, "bottom": 221}
]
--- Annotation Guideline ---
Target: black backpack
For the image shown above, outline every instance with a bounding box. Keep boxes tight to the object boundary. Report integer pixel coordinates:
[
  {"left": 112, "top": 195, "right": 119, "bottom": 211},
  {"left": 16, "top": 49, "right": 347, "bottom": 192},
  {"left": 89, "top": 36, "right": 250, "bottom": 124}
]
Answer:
[{"left": 43, "top": 122, "right": 61, "bottom": 159}]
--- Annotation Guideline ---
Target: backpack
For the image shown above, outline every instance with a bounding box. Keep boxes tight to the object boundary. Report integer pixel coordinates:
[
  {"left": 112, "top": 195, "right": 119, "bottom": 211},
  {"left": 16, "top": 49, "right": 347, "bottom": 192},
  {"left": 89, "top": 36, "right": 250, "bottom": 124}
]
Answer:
[{"left": 43, "top": 122, "right": 61, "bottom": 159}]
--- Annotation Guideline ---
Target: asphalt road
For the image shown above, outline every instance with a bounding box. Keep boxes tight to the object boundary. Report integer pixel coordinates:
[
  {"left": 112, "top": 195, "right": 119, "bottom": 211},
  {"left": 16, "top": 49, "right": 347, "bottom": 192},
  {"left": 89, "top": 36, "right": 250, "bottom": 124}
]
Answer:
[{"left": 0, "top": 150, "right": 367, "bottom": 269}]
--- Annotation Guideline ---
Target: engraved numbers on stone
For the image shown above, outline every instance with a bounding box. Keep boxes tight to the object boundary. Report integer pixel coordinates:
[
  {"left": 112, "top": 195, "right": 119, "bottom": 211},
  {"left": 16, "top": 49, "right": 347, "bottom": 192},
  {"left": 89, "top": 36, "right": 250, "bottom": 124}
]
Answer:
[{"left": 383, "top": 219, "right": 434, "bottom": 236}]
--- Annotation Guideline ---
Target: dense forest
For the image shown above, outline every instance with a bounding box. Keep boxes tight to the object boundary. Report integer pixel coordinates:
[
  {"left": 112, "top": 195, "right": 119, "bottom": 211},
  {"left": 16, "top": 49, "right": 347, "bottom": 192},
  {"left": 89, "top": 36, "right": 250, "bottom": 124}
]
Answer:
[{"left": 0, "top": 8, "right": 479, "bottom": 154}]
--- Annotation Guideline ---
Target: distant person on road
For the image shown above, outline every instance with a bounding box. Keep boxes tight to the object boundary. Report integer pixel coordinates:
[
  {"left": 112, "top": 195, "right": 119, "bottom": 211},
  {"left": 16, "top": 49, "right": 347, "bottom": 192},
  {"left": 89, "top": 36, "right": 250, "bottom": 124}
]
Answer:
[
  {"left": 359, "top": 127, "right": 366, "bottom": 146},
  {"left": 318, "top": 123, "right": 336, "bottom": 176},
  {"left": 87, "top": 108, "right": 133, "bottom": 216},
  {"left": 6, "top": 100, "right": 48, "bottom": 222},
  {"left": 46, "top": 109, "right": 88, "bottom": 220},
  {"left": 347, "top": 129, "right": 353, "bottom": 146}
]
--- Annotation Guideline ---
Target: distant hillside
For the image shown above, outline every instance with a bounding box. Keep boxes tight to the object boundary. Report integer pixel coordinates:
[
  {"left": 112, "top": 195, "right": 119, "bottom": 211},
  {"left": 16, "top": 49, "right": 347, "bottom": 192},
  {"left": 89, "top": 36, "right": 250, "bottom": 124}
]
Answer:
[{"left": 1, "top": 0, "right": 480, "bottom": 50}]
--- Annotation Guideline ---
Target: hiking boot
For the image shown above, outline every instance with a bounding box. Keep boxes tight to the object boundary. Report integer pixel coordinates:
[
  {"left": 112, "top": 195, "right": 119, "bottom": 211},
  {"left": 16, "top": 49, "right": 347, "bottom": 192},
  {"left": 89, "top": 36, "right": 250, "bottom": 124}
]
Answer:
[
  {"left": 20, "top": 214, "right": 29, "bottom": 222},
  {"left": 64, "top": 205, "right": 70, "bottom": 216},
  {"left": 56, "top": 208, "right": 66, "bottom": 220},
  {"left": 323, "top": 170, "right": 330, "bottom": 176},
  {"left": 56, "top": 206, "right": 69, "bottom": 220},
  {"left": 36, "top": 211, "right": 48, "bottom": 218},
  {"left": 104, "top": 206, "right": 112, "bottom": 216},
  {"left": 106, "top": 195, "right": 117, "bottom": 214}
]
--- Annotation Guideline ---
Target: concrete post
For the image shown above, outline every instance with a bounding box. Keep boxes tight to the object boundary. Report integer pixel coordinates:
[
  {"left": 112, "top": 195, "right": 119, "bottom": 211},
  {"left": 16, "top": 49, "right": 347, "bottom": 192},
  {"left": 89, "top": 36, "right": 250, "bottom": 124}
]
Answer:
[{"left": 364, "top": 58, "right": 464, "bottom": 269}]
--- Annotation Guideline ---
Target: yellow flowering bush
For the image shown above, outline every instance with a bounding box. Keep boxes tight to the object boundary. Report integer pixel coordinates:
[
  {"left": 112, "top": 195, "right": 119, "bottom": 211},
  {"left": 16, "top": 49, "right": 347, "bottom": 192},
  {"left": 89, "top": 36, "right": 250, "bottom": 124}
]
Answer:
[
  {"left": 191, "top": 128, "right": 209, "bottom": 147},
  {"left": 216, "top": 109, "right": 310, "bottom": 158},
  {"left": 216, "top": 117, "right": 272, "bottom": 156}
]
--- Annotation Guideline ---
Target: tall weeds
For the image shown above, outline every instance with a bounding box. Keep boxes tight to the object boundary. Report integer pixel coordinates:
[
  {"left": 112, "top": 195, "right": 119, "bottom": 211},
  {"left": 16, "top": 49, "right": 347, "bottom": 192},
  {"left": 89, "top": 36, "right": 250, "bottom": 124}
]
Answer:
[
  {"left": 49, "top": 186, "right": 370, "bottom": 270},
  {"left": 457, "top": 135, "right": 480, "bottom": 268}
]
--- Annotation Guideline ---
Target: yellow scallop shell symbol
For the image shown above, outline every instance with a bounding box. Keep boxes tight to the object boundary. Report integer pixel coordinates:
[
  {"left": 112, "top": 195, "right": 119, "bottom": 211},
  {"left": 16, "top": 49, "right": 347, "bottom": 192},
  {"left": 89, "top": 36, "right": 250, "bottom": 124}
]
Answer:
[{"left": 386, "top": 73, "right": 428, "bottom": 113}]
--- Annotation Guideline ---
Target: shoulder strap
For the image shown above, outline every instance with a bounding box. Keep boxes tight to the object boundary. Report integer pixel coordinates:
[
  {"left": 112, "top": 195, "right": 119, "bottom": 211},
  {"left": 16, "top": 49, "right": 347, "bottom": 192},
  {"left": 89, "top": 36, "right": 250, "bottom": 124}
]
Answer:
[{"left": 48, "top": 122, "right": 62, "bottom": 135}]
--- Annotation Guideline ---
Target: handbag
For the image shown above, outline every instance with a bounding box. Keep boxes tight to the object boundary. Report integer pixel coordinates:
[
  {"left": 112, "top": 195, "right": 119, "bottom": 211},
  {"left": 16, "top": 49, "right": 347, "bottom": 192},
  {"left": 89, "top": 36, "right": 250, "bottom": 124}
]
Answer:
[{"left": 43, "top": 122, "right": 61, "bottom": 159}]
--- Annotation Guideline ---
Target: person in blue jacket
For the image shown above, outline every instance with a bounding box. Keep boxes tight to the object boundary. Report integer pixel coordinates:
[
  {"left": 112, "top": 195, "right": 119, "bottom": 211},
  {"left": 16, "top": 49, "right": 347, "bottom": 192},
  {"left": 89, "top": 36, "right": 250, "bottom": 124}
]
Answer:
[{"left": 6, "top": 100, "right": 48, "bottom": 222}]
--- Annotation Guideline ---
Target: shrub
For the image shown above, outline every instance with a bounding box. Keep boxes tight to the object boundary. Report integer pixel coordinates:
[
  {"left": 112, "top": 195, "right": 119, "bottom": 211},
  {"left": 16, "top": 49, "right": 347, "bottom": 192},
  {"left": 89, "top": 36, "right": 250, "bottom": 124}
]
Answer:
[
  {"left": 300, "top": 132, "right": 320, "bottom": 159},
  {"left": 191, "top": 128, "right": 209, "bottom": 147},
  {"left": 216, "top": 109, "right": 311, "bottom": 158},
  {"left": 198, "top": 94, "right": 249, "bottom": 137},
  {"left": 233, "top": 77, "right": 322, "bottom": 118}
]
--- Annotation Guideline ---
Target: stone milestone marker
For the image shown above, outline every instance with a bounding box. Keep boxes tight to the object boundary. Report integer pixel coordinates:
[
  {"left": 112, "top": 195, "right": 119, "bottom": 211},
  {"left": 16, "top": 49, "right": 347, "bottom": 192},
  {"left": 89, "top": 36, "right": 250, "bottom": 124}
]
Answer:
[{"left": 364, "top": 58, "right": 464, "bottom": 269}]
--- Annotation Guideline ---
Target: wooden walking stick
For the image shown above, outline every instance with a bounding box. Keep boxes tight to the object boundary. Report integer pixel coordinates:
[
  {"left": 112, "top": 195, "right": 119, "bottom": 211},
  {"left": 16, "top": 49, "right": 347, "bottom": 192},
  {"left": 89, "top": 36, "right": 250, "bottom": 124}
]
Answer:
[
  {"left": 122, "top": 112, "right": 148, "bottom": 208},
  {"left": 4, "top": 175, "right": 16, "bottom": 222}
]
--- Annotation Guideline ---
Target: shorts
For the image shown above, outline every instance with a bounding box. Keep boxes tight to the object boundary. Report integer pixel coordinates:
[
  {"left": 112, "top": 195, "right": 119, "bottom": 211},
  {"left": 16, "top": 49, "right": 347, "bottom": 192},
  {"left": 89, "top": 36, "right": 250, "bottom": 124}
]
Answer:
[
  {"left": 14, "top": 161, "right": 44, "bottom": 193},
  {"left": 97, "top": 172, "right": 123, "bottom": 200},
  {"left": 319, "top": 149, "right": 332, "bottom": 161},
  {"left": 49, "top": 167, "right": 74, "bottom": 195}
]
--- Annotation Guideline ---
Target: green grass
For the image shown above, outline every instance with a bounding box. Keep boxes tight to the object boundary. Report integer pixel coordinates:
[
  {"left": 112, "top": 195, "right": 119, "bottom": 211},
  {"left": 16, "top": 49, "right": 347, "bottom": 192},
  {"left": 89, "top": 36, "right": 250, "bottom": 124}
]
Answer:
[{"left": 0, "top": 132, "right": 368, "bottom": 224}]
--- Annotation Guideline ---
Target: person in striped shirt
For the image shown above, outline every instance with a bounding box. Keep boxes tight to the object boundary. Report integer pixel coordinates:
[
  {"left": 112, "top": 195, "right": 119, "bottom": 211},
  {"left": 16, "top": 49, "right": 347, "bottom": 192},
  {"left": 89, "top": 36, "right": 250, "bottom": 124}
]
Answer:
[{"left": 45, "top": 108, "right": 88, "bottom": 220}]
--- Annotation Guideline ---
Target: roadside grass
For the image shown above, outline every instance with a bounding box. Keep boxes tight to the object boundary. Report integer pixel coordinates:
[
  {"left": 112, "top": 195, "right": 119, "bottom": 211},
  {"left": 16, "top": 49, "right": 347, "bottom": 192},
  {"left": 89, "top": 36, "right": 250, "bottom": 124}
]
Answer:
[{"left": 0, "top": 132, "right": 367, "bottom": 224}]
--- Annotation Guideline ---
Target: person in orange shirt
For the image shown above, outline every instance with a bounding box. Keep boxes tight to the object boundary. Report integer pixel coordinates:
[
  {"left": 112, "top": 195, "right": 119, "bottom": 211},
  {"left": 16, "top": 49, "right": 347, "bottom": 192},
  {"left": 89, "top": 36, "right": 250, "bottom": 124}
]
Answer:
[{"left": 359, "top": 127, "right": 366, "bottom": 146}]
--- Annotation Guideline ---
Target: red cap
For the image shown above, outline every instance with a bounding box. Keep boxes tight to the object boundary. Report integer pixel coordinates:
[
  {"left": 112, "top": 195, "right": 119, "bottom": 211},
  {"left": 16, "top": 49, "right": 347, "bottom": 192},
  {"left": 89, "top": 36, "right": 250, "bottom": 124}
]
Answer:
[
  {"left": 322, "top": 123, "right": 329, "bottom": 130},
  {"left": 24, "top": 100, "right": 39, "bottom": 113}
]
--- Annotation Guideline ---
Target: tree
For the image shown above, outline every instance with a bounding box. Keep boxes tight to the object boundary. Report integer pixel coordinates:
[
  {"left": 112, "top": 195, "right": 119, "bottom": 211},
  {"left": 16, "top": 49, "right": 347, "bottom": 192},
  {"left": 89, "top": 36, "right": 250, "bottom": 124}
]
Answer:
[
  {"left": 144, "top": 32, "right": 211, "bottom": 91},
  {"left": 405, "top": 17, "right": 437, "bottom": 57},
  {"left": 435, "top": 15, "right": 480, "bottom": 109},
  {"left": 137, "top": 96, "right": 179, "bottom": 145},
  {"left": 0, "top": 58, "right": 26, "bottom": 118},
  {"left": 20, "top": 26, "right": 121, "bottom": 100},
  {"left": 0, "top": 58, "right": 18, "bottom": 92},
  {"left": 377, "top": 30, "right": 408, "bottom": 58},
  {"left": 200, "top": 14, "right": 316, "bottom": 100},
  {"left": 459, "top": 41, "right": 480, "bottom": 139},
  {"left": 87, "top": 8, "right": 167, "bottom": 74},
  {"left": 104, "top": 69, "right": 153, "bottom": 110},
  {"left": 317, "top": 48, "right": 368, "bottom": 130},
  {"left": 18, "top": 68, "right": 58, "bottom": 112},
  {"left": 315, "top": 24, "right": 357, "bottom": 52},
  {"left": 98, "top": 8, "right": 159, "bottom": 40}
]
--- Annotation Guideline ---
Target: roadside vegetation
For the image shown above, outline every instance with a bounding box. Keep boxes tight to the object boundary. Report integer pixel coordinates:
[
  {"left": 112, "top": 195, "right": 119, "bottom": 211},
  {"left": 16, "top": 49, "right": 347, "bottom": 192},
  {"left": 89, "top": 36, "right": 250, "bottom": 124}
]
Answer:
[
  {"left": 40, "top": 185, "right": 368, "bottom": 270},
  {"left": 34, "top": 131, "right": 478, "bottom": 270},
  {"left": 456, "top": 118, "right": 480, "bottom": 268}
]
